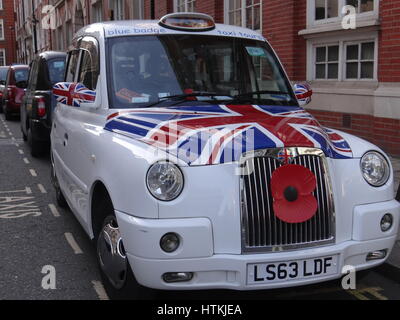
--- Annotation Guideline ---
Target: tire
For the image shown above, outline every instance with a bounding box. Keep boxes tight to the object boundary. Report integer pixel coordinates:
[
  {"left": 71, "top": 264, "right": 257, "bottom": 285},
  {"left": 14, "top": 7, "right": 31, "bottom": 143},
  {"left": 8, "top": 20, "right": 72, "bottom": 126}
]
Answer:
[
  {"left": 28, "top": 126, "right": 44, "bottom": 157},
  {"left": 21, "top": 125, "right": 27, "bottom": 141},
  {"left": 4, "top": 107, "right": 11, "bottom": 121},
  {"left": 95, "top": 205, "right": 155, "bottom": 300},
  {"left": 50, "top": 152, "right": 68, "bottom": 208}
]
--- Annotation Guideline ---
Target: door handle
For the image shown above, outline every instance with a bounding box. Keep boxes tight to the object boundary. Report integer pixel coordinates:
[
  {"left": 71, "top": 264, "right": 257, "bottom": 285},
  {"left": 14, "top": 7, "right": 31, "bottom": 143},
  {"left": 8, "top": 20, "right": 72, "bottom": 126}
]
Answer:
[{"left": 64, "top": 133, "right": 68, "bottom": 140}]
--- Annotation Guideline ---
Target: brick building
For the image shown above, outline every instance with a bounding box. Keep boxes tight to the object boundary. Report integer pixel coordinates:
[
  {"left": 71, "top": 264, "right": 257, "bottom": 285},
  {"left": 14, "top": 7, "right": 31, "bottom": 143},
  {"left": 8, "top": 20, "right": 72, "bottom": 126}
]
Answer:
[
  {"left": 0, "top": 0, "right": 16, "bottom": 65},
  {"left": 13, "top": 0, "right": 400, "bottom": 156}
]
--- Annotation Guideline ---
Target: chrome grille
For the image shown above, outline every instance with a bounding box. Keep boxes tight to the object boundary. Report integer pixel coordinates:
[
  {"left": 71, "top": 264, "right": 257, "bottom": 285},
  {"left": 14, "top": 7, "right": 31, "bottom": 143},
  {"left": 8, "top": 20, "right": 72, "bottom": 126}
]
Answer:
[{"left": 240, "top": 148, "right": 335, "bottom": 252}]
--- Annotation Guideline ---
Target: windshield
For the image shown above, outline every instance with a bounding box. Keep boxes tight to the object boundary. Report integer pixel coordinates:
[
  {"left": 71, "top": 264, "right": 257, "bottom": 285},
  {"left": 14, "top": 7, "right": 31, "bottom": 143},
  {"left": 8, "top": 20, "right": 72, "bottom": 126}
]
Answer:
[
  {"left": 14, "top": 69, "right": 29, "bottom": 83},
  {"left": 106, "top": 35, "right": 296, "bottom": 108},
  {"left": 48, "top": 59, "right": 66, "bottom": 84}
]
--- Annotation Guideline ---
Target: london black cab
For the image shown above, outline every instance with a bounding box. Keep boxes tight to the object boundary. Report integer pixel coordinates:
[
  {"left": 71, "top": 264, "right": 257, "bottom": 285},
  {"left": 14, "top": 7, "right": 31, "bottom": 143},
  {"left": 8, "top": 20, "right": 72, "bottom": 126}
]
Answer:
[{"left": 21, "top": 51, "right": 66, "bottom": 156}]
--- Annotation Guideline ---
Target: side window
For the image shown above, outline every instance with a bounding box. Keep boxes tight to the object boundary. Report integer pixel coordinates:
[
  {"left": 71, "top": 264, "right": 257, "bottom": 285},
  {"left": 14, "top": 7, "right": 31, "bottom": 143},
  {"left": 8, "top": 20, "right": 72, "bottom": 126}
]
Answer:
[
  {"left": 65, "top": 50, "right": 79, "bottom": 82},
  {"left": 77, "top": 37, "right": 99, "bottom": 91}
]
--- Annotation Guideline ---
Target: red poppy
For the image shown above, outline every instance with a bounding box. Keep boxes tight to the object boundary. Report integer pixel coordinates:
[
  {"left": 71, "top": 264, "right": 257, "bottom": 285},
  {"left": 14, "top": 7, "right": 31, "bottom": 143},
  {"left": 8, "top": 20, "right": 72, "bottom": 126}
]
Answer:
[{"left": 270, "top": 164, "right": 317, "bottom": 223}]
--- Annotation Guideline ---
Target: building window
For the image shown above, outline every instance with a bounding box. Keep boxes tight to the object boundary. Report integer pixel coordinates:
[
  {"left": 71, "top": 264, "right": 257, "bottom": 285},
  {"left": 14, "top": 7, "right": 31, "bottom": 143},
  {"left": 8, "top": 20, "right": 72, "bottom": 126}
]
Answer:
[
  {"left": 345, "top": 41, "right": 374, "bottom": 79},
  {"left": 112, "top": 0, "right": 124, "bottom": 20},
  {"left": 0, "top": 49, "right": 5, "bottom": 66},
  {"left": 226, "top": 0, "right": 261, "bottom": 31},
  {"left": 346, "top": 0, "right": 374, "bottom": 13},
  {"left": 315, "top": 0, "right": 339, "bottom": 20},
  {"left": 131, "top": 0, "right": 144, "bottom": 19},
  {"left": 175, "top": 0, "right": 196, "bottom": 12},
  {"left": 0, "top": 19, "right": 3, "bottom": 40},
  {"left": 0, "top": 1, "right": 3, "bottom": 10},
  {"left": 315, "top": 45, "right": 339, "bottom": 79},
  {"left": 310, "top": 38, "right": 376, "bottom": 81},
  {"left": 92, "top": 1, "right": 103, "bottom": 23}
]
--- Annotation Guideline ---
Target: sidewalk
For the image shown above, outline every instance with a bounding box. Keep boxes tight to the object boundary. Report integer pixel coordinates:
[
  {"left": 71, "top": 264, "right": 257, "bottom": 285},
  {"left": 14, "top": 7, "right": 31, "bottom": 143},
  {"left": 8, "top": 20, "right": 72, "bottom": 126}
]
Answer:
[{"left": 386, "top": 156, "right": 400, "bottom": 269}]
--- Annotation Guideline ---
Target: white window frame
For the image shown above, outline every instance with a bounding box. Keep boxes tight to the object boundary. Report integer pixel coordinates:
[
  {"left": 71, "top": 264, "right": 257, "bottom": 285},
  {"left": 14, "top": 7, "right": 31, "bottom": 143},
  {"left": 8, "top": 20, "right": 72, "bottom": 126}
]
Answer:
[
  {"left": 0, "top": 0, "right": 3, "bottom": 10},
  {"left": 0, "top": 49, "right": 5, "bottom": 66},
  {"left": 173, "top": 0, "right": 196, "bottom": 12},
  {"left": 306, "top": 0, "right": 379, "bottom": 27},
  {"left": 223, "top": 0, "right": 262, "bottom": 32},
  {"left": 306, "top": 31, "right": 378, "bottom": 81},
  {"left": 0, "top": 19, "right": 4, "bottom": 41}
]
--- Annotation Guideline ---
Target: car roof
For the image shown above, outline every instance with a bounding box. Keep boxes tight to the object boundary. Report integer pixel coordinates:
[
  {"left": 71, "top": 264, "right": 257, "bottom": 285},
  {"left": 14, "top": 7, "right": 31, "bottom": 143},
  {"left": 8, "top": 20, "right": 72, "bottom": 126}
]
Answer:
[
  {"left": 38, "top": 51, "right": 67, "bottom": 60},
  {"left": 74, "top": 19, "right": 266, "bottom": 43},
  {"left": 10, "top": 64, "right": 29, "bottom": 70}
]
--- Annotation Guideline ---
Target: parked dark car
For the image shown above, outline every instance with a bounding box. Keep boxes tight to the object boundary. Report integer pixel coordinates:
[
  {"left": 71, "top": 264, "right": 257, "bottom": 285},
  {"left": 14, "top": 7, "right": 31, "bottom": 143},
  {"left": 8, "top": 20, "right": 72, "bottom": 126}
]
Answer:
[
  {"left": 2, "top": 64, "right": 29, "bottom": 120},
  {"left": 21, "top": 51, "right": 66, "bottom": 157},
  {"left": 396, "top": 183, "right": 400, "bottom": 201},
  {"left": 0, "top": 66, "right": 10, "bottom": 113}
]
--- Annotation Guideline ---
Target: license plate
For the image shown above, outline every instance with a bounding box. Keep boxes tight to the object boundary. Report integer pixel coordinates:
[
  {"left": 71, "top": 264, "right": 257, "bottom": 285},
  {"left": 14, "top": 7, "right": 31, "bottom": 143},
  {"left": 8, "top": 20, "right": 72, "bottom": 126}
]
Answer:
[{"left": 247, "top": 255, "right": 339, "bottom": 284}]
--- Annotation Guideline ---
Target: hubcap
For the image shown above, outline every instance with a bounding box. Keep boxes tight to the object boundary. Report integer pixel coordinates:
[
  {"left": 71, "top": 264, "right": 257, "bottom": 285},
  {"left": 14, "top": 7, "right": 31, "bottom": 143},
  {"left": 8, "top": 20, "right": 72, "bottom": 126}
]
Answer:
[{"left": 97, "top": 217, "right": 127, "bottom": 289}]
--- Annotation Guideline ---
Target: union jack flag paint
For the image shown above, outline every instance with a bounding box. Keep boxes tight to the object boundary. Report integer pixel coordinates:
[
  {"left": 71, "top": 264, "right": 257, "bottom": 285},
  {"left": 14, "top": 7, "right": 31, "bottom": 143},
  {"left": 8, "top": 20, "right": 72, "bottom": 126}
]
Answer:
[
  {"left": 53, "top": 82, "right": 96, "bottom": 107},
  {"left": 294, "top": 83, "right": 312, "bottom": 105},
  {"left": 105, "top": 105, "right": 352, "bottom": 165}
]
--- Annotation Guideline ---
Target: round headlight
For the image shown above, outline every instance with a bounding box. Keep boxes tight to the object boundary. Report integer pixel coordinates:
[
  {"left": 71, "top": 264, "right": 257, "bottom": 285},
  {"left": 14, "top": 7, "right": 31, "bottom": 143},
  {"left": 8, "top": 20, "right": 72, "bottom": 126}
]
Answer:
[
  {"left": 146, "top": 161, "right": 184, "bottom": 201},
  {"left": 360, "top": 151, "right": 390, "bottom": 187}
]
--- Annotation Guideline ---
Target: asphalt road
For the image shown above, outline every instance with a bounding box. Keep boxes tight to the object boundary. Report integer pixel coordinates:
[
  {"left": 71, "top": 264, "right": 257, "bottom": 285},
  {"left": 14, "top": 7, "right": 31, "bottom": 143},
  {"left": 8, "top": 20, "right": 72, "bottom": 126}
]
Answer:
[{"left": 0, "top": 113, "right": 400, "bottom": 300}]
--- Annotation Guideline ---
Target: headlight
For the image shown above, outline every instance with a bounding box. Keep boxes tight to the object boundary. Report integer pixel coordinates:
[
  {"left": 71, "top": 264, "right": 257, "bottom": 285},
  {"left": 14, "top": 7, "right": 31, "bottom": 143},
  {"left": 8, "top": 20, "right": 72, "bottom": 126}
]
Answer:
[
  {"left": 360, "top": 151, "right": 390, "bottom": 187},
  {"left": 146, "top": 161, "right": 184, "bottom": 201}
]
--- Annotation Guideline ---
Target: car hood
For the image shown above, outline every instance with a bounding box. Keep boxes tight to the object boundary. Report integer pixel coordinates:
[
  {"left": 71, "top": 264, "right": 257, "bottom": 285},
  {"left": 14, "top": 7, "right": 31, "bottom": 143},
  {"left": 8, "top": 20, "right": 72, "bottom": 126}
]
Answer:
[{"left": 104, "top": 104, "right": 353, "bottom": 165}]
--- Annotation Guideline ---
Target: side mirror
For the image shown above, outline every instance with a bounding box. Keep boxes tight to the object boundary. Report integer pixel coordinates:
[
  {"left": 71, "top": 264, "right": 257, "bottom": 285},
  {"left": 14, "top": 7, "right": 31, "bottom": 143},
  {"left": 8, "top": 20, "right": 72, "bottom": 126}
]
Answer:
[
  {"left": 53, "top": 82, "right": 97, "bottom": 108},
  {"left": 16, "top": 80, "right": 28, "bottom": 89},
  {"left": 294, "top": 83, "right": 312, "bottom": 106}
]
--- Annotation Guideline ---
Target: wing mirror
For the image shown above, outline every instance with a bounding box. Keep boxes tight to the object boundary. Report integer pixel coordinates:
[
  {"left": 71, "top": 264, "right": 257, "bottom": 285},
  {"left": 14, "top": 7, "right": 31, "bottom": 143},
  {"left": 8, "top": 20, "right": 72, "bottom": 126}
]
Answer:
[
  {"left": 294, "top": 83, "right": 312, "bottom": 106},
  {"left": 53, "top": 82, "right": 98, "bottom": 108}
]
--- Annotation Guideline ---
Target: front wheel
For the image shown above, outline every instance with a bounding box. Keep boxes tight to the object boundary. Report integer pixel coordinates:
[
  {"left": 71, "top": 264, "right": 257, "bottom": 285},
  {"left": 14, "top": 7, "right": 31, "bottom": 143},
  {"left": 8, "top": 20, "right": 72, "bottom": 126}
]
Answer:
[
  {"left": 96, "top": 213, "right": 155, "bottom": 300},
  {"left": 50, "top": 152, "right": 68, "bottom": 208}
]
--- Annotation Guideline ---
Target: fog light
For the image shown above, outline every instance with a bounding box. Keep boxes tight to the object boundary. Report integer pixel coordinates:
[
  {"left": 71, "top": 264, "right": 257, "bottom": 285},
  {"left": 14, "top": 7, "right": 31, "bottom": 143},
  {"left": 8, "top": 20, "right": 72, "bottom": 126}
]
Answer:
[
  {"left": 160, "top": 233, "right": 180, "bottom": 253},
  {"left": 380, "top": 214, "right": 393, "bottom": 232},
  {"left": 366, "top": 249, "right": 387, "bottom": 261},
  {"left": 163, "top": 272, "right": 193, "bottom": 283}
]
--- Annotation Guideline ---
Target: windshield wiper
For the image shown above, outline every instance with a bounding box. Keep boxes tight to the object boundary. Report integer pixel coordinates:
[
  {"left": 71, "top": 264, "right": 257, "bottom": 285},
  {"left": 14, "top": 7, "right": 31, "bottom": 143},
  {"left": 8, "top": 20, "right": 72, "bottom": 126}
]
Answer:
[
  {"left": 143, "top": 92, "right": 233, "bottom": 108},
  {"left": 234, "top": 90, "right": 291, "bottom": 98}
]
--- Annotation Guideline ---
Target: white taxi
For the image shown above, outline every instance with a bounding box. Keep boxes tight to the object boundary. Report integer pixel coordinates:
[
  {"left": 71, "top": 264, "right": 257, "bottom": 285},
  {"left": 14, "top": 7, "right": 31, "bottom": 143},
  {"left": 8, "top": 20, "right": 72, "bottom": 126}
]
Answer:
[{"left": 51, "top": 13, "right": 400, "bottom": 299}]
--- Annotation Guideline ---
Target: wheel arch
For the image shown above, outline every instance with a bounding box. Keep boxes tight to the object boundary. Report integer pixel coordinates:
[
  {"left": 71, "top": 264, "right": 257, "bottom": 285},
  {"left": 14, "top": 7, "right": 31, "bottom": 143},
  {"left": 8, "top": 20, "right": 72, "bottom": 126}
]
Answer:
[{"left": 90, "top": 179, "right": 114, "bottom": 240}]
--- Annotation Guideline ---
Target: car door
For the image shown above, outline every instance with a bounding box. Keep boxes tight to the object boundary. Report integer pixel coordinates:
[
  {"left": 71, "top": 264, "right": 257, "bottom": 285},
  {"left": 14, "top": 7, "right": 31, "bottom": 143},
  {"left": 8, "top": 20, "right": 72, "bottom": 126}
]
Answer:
[
  {"left": 21, "top": 58, "right": 38, "bottom": 136},
  {"left": 53, "top": 37, "right": 101, "bottom": 225},
  {"left": 52, "top": 48, "right": 81, "bottom": 211}
]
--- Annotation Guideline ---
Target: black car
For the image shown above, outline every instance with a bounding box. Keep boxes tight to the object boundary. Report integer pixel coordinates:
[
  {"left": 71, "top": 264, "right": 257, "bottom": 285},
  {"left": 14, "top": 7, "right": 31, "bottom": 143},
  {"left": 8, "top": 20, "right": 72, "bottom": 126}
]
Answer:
[
  {"left": 0, "top": 66, "right": 10, "bottom": 112},
  {"left": 396, "top": 183, "right": 400, "bottom": 201},
  {"left": 21, "top": 51, "right": 66, "bottom": 157}
]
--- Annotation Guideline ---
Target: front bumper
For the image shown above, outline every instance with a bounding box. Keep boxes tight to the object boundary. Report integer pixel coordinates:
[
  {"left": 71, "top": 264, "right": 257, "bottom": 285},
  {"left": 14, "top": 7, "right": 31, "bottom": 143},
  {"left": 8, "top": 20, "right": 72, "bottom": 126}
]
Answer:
[{"left": 116, "top": 199, "right": 400, "bottom": 290}]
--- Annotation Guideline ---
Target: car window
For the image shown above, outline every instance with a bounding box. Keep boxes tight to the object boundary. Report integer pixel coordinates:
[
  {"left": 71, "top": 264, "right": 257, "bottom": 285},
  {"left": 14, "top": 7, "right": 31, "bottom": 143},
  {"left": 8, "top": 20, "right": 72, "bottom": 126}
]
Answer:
[
  {"left": 28, "top": 59, "right": 39, "bottom": 90},
  {"left": 0, "top": 68, "right": 8, "bottom": 83},
  {"left": 77, "top": 37, "right": 99, "bottom": 90},
  {"left": 65, "top": 50, "right": 79, "bottom": 82},
  {"left": 48, "top": 59, "right": 66, "bottom": 84}
]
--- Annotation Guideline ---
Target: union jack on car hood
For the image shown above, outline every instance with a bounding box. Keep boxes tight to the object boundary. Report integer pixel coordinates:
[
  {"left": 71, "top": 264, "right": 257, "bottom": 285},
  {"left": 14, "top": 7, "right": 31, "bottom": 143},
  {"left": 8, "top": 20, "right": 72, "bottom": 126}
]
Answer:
[{"left": 105, "top": 104, "right": 352, "bottom": 165}]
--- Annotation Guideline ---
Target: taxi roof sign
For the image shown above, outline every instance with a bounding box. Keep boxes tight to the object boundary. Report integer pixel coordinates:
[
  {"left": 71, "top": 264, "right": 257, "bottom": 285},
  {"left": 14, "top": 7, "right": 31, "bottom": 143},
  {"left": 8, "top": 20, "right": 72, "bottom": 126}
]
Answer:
[{"left": 159, "top": 12, "right": 215, "bottom": 32}]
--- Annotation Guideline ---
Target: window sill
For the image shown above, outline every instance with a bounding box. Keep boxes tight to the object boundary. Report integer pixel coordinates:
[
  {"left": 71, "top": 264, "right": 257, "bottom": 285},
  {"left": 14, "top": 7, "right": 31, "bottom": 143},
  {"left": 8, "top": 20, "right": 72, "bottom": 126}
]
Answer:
[{"left": 299, "top": 18, "right": 380, "bottom": 38}]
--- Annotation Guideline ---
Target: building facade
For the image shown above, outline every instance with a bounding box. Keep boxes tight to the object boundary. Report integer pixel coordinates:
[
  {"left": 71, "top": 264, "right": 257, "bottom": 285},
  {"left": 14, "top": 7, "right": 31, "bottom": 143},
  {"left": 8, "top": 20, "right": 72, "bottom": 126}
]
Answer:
[
  {"left": 13, "top": 0, "right": 400, "bottom": 156},
  {"left": 0, "top": 0, "right": 16, "bottom": 65}
]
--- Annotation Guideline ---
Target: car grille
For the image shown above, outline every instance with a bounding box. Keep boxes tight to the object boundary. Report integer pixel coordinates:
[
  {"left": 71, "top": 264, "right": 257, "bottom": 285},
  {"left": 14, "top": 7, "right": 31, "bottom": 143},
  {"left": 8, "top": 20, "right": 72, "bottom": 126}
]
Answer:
[{"left": 240, "top": 148, "right": 335, "bottom": 252}]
